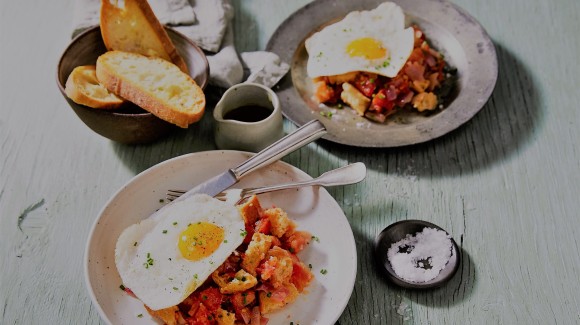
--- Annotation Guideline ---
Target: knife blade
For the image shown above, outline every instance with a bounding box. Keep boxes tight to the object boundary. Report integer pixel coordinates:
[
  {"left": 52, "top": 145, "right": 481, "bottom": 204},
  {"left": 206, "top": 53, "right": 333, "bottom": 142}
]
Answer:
[{"left": 174, "top": 119, "right": 327, "bottom": 203}]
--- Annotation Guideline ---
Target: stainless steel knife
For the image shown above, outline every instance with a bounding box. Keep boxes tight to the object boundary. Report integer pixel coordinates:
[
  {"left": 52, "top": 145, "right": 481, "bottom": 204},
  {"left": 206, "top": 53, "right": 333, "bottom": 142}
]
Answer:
[{"left": 174, "top": 119, "right": 327, "bottom": 203}]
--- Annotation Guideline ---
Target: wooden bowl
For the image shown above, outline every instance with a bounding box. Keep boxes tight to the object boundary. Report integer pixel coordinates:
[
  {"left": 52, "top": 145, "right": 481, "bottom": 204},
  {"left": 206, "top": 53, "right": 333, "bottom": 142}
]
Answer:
[{"left": 56, "top": 26, "right": 209, "bottom": 144}]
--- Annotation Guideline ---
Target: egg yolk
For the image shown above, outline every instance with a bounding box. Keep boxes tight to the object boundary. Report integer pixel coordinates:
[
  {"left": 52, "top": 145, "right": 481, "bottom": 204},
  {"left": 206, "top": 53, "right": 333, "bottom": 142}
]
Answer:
[
  {"left": 178, "top": 222, "right": 224, "bottom": 261},
  {"left": 346, "top": 37, "right": 388, "bottom": 60}
]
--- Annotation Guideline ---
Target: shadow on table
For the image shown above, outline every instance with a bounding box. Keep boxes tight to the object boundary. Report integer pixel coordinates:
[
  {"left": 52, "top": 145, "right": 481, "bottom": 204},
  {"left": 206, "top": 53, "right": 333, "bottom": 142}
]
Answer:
[
  {"left": 109, "top": 44, "right": 539, "bottom": 180},
  {"left": 109, "top": 87, "right": 228, "bottom": 174},
  {"left": 317, "top": 43, "right": 542, "bottom": 178},
  {"left": 337, "top": 227, "right": 475, "bottom": 324}
]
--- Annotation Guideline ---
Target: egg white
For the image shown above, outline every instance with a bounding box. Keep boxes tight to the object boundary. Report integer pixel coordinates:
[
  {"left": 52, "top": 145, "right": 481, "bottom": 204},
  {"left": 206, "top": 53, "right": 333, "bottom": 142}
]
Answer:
[
  {"left": 115, "top": 194, "right": 245, "bottom": 311},
  {"left": 305, "top": 2, "right": 414, "bottom": 78}
]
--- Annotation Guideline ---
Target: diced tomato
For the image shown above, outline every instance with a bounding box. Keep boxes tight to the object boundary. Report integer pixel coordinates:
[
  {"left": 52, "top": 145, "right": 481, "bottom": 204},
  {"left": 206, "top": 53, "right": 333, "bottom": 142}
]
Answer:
[
  {"left": 187, "top": 297, "right": 202, "bottom": 316},
  {"left": 257, "top": 257, "right": 278, "bottom": 280},
  {"left": 370, "top": 88, "right": 395, "bottom": 112},
  {"left": 284, "top": 231, "right": 311, "bottom": 254},
  {"left": 314, "top": 81, "right": 342, "bottom": 104},
  {"left": 353, "top": 73, "right": 378, "bottom": 97},
  {"left": 255, "top": 217, "right": 271, "bottom": 234},
  {"left": 291, "top": 261, "right": 314, "bottom": 293},
  {"left": 181, "top": 295, "right": 198, "bottom": 312},
  {"left": 271, "top": 236, "right": 282, "bottom": 247},
  {"left": 243, "top": 222, "right": 255, "bottom": 244},
  {"left": 228, "top": 291, "right": 256, "bottom": 323},
  {"left": 186, "top": 303, "right": 213, "bottom": 325},
  {"left": 198, "top": 287, "right": 222, "bottom": 313}
]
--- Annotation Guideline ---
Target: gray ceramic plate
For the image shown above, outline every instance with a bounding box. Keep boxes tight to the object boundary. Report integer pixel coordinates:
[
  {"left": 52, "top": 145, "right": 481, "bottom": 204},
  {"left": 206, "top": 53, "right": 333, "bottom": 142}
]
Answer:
[{"left": 266, "top": 0, "right": 498, "bottom": 147}]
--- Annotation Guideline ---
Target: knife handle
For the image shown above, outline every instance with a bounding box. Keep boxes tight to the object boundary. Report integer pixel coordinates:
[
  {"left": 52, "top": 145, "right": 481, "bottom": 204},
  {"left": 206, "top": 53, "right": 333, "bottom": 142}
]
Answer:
[{"left": 232, "top": 120, "right": 327, "bottom": 179}]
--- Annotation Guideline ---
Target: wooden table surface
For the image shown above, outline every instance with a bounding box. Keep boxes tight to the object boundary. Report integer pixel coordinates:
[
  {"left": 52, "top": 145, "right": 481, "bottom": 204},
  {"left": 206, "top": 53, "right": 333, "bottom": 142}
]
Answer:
[{"left": 1, "top": 0, "right": 579, "bottom": 324}]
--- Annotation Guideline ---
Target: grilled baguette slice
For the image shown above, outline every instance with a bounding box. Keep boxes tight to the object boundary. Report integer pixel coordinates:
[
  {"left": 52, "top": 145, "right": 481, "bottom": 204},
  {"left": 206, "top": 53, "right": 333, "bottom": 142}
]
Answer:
[
  {"left": 100, "top": 0, "right": 188, "bottom": 73},
  {"left": 96, "top": 51, "right": 205, "bottom": 128},
  {"left": 65, "top": 65, "right": 125, "bottom": 109}
]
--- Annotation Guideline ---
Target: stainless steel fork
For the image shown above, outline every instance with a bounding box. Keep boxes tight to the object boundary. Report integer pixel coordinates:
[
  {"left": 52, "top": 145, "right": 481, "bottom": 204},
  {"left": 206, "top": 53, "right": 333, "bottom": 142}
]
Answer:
[{"left": 166, "top": 162, "right": 366, "bottom": 204}]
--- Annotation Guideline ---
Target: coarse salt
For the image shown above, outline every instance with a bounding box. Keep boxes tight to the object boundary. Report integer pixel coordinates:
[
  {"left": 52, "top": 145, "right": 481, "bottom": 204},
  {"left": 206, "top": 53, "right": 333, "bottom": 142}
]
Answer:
[{"left": 387, "top": 227, "right": 452, "bottom": 283}]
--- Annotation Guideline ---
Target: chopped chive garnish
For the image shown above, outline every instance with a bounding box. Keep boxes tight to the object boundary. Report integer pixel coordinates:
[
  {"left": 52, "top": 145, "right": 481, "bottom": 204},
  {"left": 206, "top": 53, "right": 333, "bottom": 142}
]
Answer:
[{"left": 144, "top": 253, "right": 154, "bottom": 269}]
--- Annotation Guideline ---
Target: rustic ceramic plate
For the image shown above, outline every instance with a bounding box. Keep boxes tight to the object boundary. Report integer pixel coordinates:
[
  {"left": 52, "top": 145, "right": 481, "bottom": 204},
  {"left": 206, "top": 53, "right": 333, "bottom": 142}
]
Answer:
[
  {"left": 85, "top": 151, "right": 357, "bottom": 324},
  {"left": 267, "top": 0, "right": 498, "bottom": 147}
]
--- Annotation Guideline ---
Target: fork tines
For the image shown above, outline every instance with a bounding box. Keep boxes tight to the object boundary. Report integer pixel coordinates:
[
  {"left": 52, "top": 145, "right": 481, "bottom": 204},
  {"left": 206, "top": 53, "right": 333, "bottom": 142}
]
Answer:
[{"left": 166, "top": 189, "right": 185, "bottom": 202}]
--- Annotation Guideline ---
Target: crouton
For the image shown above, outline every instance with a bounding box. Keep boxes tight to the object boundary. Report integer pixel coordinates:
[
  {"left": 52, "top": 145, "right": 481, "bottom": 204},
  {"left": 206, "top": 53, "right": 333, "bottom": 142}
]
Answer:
[
  {"left": 218, "top": 269, "right": 258, "bottom": 294},
  {"left": 263, "top": 208, "right": 295, "bottom": 238},
  {"left": 341, "top": 82, "right": 370, "bottom": 116},
  {"left": 242, "top": 233, "right": 274, "bottom": 276},
  {"left": 144, "top": 305, "right": 180, "bottom": 325},
  {"left": 264, "top": 247, "right": 293, "bottom": 288},
  {"left": 215, "top": 308, "right": 236, "bottom": 325},
  {"left": 326, "top": 71, "right": 358, "bottom": 84},
  {"left": 237, "top": 195, "right": 262, "bottom": 225},
  {"left": 412, "top": 92, "right": 438, "bottom": 111},
  {"left": 258, "top": 283, "right": 299, "bottom": 314},
  {"left": 284, "top": 230, "right": 312, "bottom": 254}
]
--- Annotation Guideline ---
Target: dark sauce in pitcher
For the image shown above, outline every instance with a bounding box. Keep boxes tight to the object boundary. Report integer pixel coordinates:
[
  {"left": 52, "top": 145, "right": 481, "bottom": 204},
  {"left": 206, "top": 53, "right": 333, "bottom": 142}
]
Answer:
[{"left": 223, "top": 105, "right": 272, "bottom": 123}]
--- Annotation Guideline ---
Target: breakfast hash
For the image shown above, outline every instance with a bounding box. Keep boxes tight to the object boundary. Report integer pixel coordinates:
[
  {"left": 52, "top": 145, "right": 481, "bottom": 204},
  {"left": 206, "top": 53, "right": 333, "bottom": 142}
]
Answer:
[
  {"left": 119, "top": 195, "right": 314, "bottom": 325},
  {"left": 306, "top": 2, "right": 457, "bottom": 123}
]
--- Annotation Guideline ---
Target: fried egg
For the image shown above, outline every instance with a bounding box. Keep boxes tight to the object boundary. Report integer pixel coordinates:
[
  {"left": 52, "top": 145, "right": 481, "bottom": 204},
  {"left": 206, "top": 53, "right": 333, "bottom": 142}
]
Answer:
[
  {"left": 305, "top": 2, "right": 414, "bottom": 78},
  {"left": 115, "top": 194, "right": 244, "bottom": 310}
]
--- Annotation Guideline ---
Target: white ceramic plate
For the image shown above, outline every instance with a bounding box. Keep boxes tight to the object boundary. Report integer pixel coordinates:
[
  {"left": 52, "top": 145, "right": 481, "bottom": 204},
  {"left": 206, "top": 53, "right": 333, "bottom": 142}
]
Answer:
[
  {"left": 267, "top": 0, "right": 498, "bottom": 147},
  {"left": 85, "top": 150, "right": 357, "bottom": 324}
]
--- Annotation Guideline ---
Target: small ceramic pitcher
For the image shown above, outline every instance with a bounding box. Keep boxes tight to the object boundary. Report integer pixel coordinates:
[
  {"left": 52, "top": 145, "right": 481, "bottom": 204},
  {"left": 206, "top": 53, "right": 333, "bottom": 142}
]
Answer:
[{"left": 213, "top": 83, "right": 284, "bottom": 152}]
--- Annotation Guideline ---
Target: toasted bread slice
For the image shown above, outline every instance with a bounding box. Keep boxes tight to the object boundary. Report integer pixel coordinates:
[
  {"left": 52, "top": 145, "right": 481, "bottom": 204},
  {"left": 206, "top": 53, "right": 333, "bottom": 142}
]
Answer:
[
  {"left": 100, "top": 0, "right": 189, "bottom": 73},
  {"left": 96, "top": 51, "right": 205, "bottom": 128},
  {"left": 65, "top": 65, "right": 125, "bottom": 109}
]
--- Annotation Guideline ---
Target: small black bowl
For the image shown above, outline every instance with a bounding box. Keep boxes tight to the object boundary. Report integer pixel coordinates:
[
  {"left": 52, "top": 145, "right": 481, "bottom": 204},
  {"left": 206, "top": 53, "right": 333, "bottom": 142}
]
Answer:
[
  {"left": 374, "top": 219, "right": 460, "bottom": 289},
  {"left": 56, "top": 26, "right": 209, "bottom": 144}
]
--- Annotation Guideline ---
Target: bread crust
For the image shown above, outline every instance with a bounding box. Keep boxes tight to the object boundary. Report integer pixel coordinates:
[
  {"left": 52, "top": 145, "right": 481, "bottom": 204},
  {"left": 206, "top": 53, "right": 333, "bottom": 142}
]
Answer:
[
  {"left": 96, "top": 51, "right": 205, "bottom": 128},
  {"left": 65, "top": 65, "right": 124, "bottom": 109},
  {"left": 100, "top": 0, "right": 189, "bottom": 74}
]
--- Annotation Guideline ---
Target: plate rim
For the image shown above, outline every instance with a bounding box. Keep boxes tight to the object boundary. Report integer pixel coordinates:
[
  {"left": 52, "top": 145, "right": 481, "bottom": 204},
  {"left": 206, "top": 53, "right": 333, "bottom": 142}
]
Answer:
[
  {"left": 84, "top": 150, "right": 357, "bottom": 324},
  {"left": 266, "top": 0, "right": 498, "bottom": 147}
]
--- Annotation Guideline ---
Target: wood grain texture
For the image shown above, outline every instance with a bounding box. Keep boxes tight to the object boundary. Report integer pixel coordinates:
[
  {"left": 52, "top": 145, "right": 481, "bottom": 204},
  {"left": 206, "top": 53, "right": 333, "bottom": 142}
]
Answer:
[{"left": 1, "top": 0, "right": 579, "bottom": 324}]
